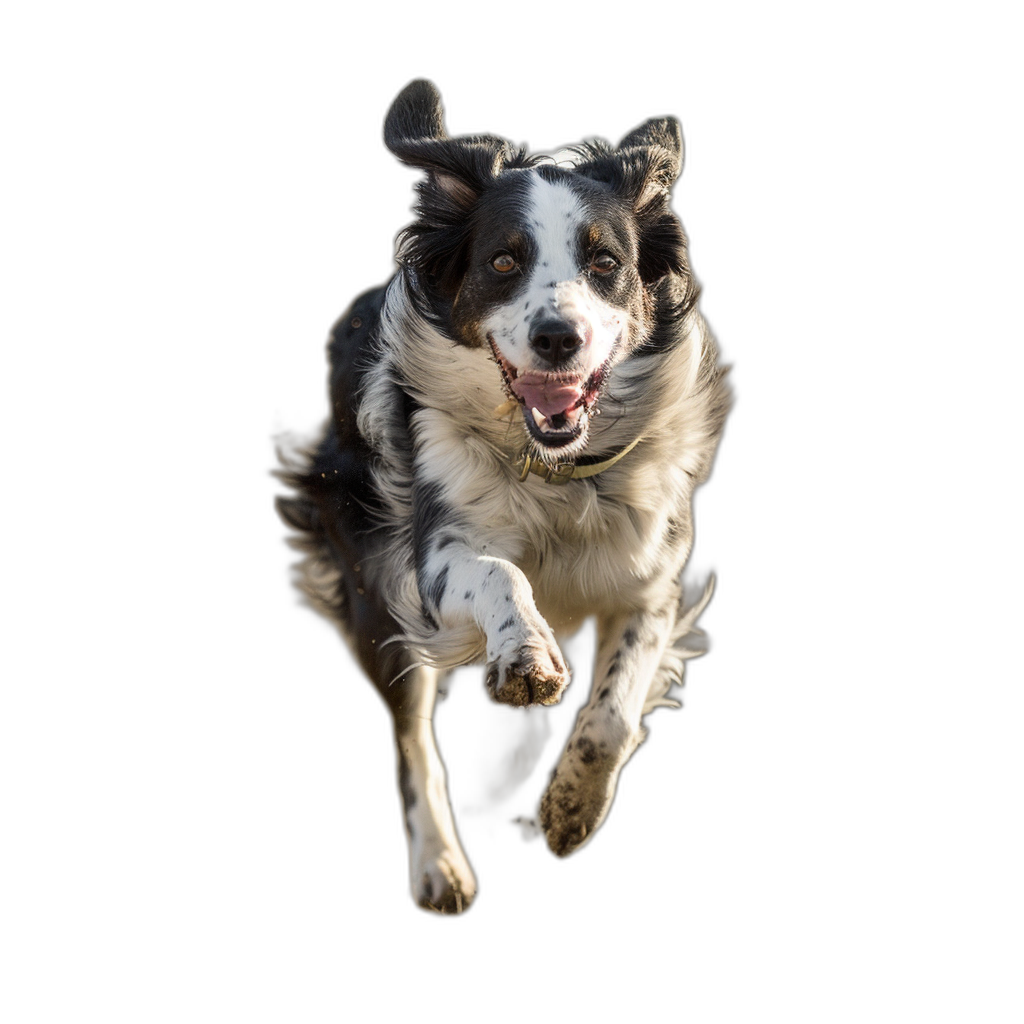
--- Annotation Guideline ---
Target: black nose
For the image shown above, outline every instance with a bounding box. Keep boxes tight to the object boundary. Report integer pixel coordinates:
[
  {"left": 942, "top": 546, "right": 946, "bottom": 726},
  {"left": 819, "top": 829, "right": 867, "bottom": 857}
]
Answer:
[{"left": 529, "top": 319, "right": 583, "bottom": 365}]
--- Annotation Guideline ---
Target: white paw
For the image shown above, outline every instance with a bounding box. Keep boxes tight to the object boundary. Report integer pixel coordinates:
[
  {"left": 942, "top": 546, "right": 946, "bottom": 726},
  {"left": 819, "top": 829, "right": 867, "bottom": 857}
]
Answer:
[{"left": 412, "top": 848, "right": 478, "bottom": 914}]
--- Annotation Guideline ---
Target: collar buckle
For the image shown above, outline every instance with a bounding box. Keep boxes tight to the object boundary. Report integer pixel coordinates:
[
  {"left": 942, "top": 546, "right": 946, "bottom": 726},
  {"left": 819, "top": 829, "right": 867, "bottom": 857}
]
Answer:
[{"left": 543, "top": 462, "right": 576, "bottom": 485}]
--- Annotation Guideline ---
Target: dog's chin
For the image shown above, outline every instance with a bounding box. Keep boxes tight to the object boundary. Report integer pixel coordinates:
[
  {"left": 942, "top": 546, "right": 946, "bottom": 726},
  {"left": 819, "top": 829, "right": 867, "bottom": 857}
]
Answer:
[
  {"left": 489, "top": 338, "right": 609, "bottom": 460},
  {"left": 522, "top": 401, "right": 591, "bottom": 455}
]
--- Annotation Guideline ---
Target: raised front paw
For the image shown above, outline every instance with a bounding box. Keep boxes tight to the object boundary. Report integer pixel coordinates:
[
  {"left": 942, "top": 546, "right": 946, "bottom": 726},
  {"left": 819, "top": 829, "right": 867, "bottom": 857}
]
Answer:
[
  {"left": 485, "top": 631, "right": 569, "bottom": 707},
  {"left": 413, "top": 848, "right": 477, "bottom": 915},
  {"left": 539, "top": 732, "right": 632, "bottom": 856}
]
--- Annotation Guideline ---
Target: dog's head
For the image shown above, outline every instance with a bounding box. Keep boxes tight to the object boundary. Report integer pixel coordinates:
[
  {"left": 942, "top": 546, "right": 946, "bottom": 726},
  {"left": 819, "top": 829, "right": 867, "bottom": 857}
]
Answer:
[{"left": 385, "top": 80, "right": 693, "bottom": 458}]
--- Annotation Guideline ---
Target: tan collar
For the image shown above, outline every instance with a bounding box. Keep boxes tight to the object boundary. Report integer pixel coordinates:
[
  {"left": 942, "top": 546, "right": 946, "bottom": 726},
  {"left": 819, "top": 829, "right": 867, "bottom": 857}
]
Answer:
[{"left": 516, "top": 434, "right": 644, "bottom": 485}]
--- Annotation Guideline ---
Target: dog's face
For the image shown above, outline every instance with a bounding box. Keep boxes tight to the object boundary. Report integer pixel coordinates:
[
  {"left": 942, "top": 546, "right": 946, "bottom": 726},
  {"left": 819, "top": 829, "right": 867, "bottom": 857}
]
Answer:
[
  {"left": 385, "top": 81, "right": 692, "bottom": 458},
  {"left": 453, "top": 170, "right": 647, "bottom": 452}
]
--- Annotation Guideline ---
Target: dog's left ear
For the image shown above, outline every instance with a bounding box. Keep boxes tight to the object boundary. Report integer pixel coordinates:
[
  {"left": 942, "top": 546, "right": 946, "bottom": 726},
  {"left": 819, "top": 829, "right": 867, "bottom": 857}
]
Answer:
[
  {"left": 614, "top": 116, "right": 684, "bottom": 212},
  {"left": 576, "top": 116, "right": 689, "bottom": 285}
]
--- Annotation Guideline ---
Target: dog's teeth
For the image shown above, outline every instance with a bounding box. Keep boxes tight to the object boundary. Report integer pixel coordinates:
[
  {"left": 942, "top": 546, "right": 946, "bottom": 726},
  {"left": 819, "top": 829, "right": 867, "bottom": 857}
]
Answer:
[{"left": 531, "top": 406, "right": 549, "bottom": 430}]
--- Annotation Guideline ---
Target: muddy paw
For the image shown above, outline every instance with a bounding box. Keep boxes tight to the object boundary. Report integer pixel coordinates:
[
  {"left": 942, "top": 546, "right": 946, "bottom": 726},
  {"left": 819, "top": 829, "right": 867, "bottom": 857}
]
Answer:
[
  {"left": 486, "top": 642, "right": 569, "bottom": 707},
  {"left": 413, "top": 851, "right": 477, "bottom": 915},
  {"left": 539, "top": 743, "right": 624, "bottom": 856}
]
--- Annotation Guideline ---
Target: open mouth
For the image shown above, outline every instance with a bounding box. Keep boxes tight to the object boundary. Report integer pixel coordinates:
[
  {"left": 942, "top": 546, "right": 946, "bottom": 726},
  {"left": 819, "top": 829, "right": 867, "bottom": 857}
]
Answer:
[{"left": 489, "top": 339, "right": 609, "bottom": 450}]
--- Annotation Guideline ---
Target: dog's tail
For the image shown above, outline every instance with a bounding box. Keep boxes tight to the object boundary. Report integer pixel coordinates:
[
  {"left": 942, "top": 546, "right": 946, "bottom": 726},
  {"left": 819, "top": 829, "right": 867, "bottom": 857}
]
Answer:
[{"left": 643, "top": 575, "right": 715, "bottom": 714}]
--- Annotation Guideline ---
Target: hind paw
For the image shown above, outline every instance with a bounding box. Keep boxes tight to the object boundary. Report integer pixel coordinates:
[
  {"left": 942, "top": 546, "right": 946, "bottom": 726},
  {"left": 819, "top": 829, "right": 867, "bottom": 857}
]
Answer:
[{"left": 539, "top": 728, "right": 635, "bottom": 856}]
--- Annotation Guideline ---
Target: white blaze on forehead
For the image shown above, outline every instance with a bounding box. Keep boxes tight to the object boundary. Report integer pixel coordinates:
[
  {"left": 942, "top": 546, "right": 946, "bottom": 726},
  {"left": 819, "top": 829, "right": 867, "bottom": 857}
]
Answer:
[{"left": 527, "top": 173, "right": 585, "bottom": 286}]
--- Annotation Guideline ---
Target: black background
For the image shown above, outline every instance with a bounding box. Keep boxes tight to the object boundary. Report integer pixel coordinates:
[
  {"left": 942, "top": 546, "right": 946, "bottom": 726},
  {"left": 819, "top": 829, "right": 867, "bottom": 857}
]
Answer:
[{"left": 195, "top": 56, "right": 851, "bottom": 966}]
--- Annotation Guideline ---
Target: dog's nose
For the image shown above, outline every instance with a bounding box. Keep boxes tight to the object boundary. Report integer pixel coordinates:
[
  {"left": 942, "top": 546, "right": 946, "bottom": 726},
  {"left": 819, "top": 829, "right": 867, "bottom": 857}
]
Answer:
[{"left": 529, "top": 319, "right": 584, "bottom": 366}]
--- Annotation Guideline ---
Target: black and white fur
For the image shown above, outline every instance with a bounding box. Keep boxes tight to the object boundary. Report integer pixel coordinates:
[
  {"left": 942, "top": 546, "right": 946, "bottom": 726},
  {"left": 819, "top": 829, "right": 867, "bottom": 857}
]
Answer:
[{"left": 277, "top": 81, "right": 730, "bottom": 913}]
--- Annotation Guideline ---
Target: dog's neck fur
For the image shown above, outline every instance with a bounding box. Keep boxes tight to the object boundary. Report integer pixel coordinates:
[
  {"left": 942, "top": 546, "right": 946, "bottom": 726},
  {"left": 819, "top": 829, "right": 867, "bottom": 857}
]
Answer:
[{"left": 364, "top": 270, "right": 719, "bottom": 489}]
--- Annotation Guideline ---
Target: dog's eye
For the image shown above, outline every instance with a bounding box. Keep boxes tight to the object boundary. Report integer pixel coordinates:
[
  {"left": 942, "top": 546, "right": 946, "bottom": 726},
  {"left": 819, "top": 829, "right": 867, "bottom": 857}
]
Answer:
[
  {"left": 491, "top": 253, "right": 517, "bottom": 273},
  {"left": 590, "top": 254, "right": 618, "bottom": 275}
]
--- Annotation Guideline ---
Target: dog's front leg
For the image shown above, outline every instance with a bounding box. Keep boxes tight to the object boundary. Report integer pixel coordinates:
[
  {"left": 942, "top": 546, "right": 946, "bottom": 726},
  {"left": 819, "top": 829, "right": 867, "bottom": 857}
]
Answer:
[
  {"left": 418, "top": 540, "right": 570, "bottom": 707},
  {"left": 540, "top": 602, "right": 677, "bottom": 856}
]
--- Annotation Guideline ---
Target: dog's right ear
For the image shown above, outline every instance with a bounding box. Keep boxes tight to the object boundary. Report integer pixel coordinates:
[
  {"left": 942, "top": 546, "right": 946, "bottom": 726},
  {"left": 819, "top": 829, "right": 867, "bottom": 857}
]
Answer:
[
  {"left": 384, "top": 80, "right": 447, "bottom": 160},
  {"left": 384, "top": 79, "right": 514, "bottom": 209}
]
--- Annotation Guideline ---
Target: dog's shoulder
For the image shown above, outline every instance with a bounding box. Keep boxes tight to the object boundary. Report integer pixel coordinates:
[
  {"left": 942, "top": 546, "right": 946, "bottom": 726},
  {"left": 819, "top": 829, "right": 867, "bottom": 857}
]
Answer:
[
  {"left": 277, "top": 281, "right": 404, "bottom": 540},
  {"left": 326, "top": 282, "right": 393, "bottom": 443}
]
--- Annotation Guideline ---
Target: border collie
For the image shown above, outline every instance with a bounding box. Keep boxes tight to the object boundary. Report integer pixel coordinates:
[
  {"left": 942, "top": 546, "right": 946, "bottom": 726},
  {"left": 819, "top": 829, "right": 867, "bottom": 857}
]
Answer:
[{"left": 277, "top": 80, "right": 730, "bottom": 913}]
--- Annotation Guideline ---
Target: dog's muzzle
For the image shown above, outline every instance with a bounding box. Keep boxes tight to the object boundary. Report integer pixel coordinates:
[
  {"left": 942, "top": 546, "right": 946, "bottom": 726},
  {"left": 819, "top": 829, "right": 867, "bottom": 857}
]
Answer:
[{"left": 489, "top": 339, "right": 607, "bottom": 450}]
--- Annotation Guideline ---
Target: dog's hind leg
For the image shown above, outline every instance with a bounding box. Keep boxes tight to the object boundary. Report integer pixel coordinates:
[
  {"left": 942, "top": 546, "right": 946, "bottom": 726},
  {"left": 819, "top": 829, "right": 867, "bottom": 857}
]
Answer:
[
  {"left": 539, "top": 600, "right": 679, "bottom": 857},
  {"left": 384, "top": 661, "right": 477, "bottom": 914}
]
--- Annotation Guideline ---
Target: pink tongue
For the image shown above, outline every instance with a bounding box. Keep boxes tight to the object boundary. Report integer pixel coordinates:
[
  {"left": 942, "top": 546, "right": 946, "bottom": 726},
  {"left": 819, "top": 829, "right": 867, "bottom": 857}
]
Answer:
[{"left": 511, "top": 374, "right": 584, "bottom": 417}]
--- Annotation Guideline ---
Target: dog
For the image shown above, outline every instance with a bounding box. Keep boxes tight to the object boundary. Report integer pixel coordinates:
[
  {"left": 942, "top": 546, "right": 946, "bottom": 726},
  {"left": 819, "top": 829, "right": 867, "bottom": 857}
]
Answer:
[{"left": 277, "top": 80, "right": 730, "bottom": 913}]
